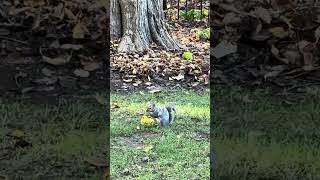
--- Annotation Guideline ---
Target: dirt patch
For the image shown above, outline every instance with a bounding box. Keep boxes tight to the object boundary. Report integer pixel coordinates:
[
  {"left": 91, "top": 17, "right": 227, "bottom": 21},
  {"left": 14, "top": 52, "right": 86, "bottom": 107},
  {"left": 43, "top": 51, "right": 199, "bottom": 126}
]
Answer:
[{"left": 112, "top": 132, "right": 161, "bottom": 149}]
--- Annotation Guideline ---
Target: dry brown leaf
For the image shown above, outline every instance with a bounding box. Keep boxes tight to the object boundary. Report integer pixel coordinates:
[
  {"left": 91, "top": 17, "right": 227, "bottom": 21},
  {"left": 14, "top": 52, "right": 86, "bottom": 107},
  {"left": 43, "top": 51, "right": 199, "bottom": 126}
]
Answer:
[
  {"left": 264, "top": 65, "right": 285, "bottom": 80},
  {"left": 82, "top": 62, "right": 100, "bottom": 71},
  {"left": 211, "top": 40, "right": 237, "bottom": 59},
  {"left": 64, "top": 8, "right": 77, "bottom": 21},
  {"left": 43, "top": 54, "right": 71, "bottom": 66},
  {"left": 60, "top": 44, "right": 83, "bottom": 50},
  {"left": 41, "top": 68, "right": 55, "bottom": 76},
  {"left": 254, "top": 7, "right": 271, "bottom": 24},
  {"left": 8, "top": 7, "right": 31, "bottom": 16},
  {"left": 33, "top": 77, "right": 57, "bottom": 85},
  {"left": 21, "top": 87, "right": 35, "bottom": 93},
  {"left": 222, "top": 12, "right": 241, "bottom": 25},
  {"left": 74, "top": 69, "right": 90, "bottom": 78},
  {"left": 53, "top": 3, "right": 64, "bottom": 20}
]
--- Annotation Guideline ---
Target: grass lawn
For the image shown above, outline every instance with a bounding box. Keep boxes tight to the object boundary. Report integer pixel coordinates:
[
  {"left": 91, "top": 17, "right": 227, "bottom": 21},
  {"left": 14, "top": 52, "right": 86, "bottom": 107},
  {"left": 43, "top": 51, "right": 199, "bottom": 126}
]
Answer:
[
  {"left": 0, "top": 99, "right": 107, "bottom": 179},
  {"left": 110, "top": 90, "right": 210, "bottom": 179},
  {"left": 214, "top": 87, "right": 320, "bottom": 180}
]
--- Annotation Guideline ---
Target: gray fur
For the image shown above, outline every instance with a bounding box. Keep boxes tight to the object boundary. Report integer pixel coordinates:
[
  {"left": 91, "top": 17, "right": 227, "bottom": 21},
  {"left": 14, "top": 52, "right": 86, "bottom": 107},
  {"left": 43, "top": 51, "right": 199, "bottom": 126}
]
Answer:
[{"left": 146, "top": 103, "right": 176, "bottom": 127}]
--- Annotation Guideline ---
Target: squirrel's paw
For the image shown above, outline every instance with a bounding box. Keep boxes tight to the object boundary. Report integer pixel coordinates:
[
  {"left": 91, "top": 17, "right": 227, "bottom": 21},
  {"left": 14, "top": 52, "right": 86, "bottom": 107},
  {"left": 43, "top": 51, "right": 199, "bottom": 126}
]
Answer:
[{"left": 155, "top": 118, "right": 161, "bottom": 124}]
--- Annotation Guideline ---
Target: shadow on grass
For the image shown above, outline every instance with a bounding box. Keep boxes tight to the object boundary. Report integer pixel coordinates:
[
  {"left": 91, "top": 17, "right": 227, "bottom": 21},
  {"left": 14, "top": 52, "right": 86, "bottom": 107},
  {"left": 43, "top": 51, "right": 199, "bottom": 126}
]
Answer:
[
  {"left": 0, "top": 101, "right": 107, "bottom": 179},
  {"left": 213, "top": 87, "right": 320, "bottom": 179}
]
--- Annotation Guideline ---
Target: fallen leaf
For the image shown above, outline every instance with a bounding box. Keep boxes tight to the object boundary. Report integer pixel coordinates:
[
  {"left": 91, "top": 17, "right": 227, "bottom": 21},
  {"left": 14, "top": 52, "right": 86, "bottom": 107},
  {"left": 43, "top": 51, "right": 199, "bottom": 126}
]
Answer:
[
  {"left": 253, "top": 7, "right": 271, "bottom": 24},
  {"left": 43, "top": 54, "right": 71, "bottom": 65},
  {"left": 49, "top": 40, "right": 60, "bottom": 48},
  {"left": 36, "top": 86, "right": 55, "bottom": 91},
  {"left": 60, "top": 44, "right": 83, "bottom": 50},
  {"left": 172, "top": 73, "right": 184, "bottom": 80},
  {"left": 8, "top": 7, "right": 31, "bottom": 16},
  {"left": 95, "top": 93, "right": 105, "bottom": 105},
  {"left": 21, "top": 87, "right": 35, "bottom": 93},
  {"left": 211, "top": 40, "right": 237, "bottom": 59},
  {"left": 82, "top": 61, "right": 100, "bottom": 71},
  {"left": 41, "top": 68, "right": 55, "bottom": 76},
  {"left": 74, "top": 69, "right": 90, "bottom": 77},
  {"left": 33, "top": 77, "right": 58, "bottom": 85},
  {"left": 264, "top": 65, "right": 285, "bottom": 80},
  {"left": 269, "top": 27, "right": 287, "bottom": 38},
  {"left": 64, "top": 8, "right": 77, "bottom": 21},
  {"left": 10, "top": 129, "right": 25, "bottom": 138},
  {"left": 222, "top": 12, "right": 241, "bottom": 25},
  {"left": 149, "top": 88, "right": 162, "bottom": 94},
  {"left": 145, "top": 82, "right": 152, "bottom": 86},
  {"left": 58, "top": 76, "right": 77, "bottom": 88},
  {"left": 143, "top": 145, "right": 153, "bottom": 153},
  {"left": 111, "top": 102, "right": 120, "bottom": 109},
  {"left": 73, "top": 21, "right": 85, "bottom": 39},
  {"left": 53, "top": 3, "right": 64, "bottom": 20}
]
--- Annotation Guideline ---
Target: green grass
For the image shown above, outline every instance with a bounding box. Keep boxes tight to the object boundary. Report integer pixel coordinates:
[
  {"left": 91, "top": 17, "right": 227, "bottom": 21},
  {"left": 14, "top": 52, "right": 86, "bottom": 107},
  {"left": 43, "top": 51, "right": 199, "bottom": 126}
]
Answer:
[
  {"left": 110, "top": 90, "right": 210, "bottom": 179},
  {"left": 0, "top": 100, "right": 107, "bottom": 179},
  {"left": 213, "top": 87, "right": 320, "bottom": 179}
]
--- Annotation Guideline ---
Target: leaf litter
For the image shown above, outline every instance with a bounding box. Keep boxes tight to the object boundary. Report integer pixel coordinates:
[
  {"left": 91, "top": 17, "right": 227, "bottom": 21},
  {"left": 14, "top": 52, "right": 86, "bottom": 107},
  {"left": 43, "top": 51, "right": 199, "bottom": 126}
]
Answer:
[
  {"left": 111, "top": 17, "right": 210, "bottom": 92},
  {"left": 0, "top": 0, "right": 107, "bottom": 103},
  {"left": 211, "top": 0, "right": 320, "bottom": 98}
]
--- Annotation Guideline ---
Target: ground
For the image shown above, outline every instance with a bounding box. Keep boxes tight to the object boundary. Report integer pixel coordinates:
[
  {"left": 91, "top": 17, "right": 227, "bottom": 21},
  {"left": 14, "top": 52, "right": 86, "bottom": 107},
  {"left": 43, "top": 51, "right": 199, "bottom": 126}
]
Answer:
[
  {"left": 0, "top": 0, "right": 108, "bottom": 104},
  {"left": 110, "top": 90, "right": 210, "bottom": 179},
  {"left": 0, "top": 97, "right": 107, "bottom": 179},
  {"left": 0, "top": 1, "right": 108, "bottom": 178},
  {"left": 214, "top": 87, "right": 320, "bottom": 179},
  {"left": 110, "top": 4, "right": 211, "bottom": 179},
  {"left": 211, "top": 2, "right": 320, "bottom": 178}
]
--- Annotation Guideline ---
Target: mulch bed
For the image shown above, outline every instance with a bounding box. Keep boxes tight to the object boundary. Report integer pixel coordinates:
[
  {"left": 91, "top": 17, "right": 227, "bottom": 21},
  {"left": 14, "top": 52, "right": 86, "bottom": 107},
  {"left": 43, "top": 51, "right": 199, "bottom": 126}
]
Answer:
[{"left": 0, "top": 0, "right": 108, "bottom": 104}]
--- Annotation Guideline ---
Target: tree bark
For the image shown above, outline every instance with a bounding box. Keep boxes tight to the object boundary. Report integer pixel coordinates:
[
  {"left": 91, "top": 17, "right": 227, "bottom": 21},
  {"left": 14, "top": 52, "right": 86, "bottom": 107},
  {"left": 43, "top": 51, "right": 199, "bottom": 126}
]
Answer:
[{"left": 110, "top": 0, "right": 181, "bottom": 53}]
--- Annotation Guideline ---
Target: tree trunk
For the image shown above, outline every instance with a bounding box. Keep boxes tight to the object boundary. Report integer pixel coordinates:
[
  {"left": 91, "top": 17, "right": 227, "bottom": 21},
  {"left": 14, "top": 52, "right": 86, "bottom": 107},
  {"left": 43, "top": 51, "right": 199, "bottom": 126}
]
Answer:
[{"left": 110, "top": 0, "right": 181, "bottom": 53}]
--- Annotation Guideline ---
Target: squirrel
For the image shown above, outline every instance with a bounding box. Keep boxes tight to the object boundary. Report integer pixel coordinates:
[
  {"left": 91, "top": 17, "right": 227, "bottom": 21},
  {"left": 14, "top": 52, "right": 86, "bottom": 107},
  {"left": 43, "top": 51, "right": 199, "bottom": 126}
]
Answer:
[{"left": 146, "top": 103, "right": 176, "bottom": 127}]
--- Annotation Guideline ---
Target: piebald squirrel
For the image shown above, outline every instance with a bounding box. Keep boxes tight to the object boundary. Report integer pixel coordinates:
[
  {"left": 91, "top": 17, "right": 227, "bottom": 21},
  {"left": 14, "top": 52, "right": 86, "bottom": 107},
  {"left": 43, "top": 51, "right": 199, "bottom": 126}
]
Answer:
[{"left": 146, "top": 103, "right": 176, "bottom": 127}]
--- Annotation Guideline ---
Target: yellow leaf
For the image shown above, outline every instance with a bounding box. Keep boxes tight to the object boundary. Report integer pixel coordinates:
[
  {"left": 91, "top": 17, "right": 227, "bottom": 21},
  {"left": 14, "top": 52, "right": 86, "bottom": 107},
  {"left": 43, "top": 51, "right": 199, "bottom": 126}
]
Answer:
[
  {"left": 143, "top": 145, "right": 153, "bottom": 153},
  {"left": 269, "top": 27, "right": 287, "bottom": 38},
  {"left": 140, "top": 115, "right": 155, "bottom": 127},
  {"left": 72, "top": 21, "right": 85, "bottom": 39},
  {"left": 11, "top": 129, "right": 25, "bottom": 138}
]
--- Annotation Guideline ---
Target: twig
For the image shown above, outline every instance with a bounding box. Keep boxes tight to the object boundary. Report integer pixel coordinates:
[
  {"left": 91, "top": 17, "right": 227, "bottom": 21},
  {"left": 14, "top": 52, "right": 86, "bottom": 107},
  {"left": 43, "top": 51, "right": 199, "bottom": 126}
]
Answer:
[{"left": 0, "top": 35, "right": 28, "bottom": 45}]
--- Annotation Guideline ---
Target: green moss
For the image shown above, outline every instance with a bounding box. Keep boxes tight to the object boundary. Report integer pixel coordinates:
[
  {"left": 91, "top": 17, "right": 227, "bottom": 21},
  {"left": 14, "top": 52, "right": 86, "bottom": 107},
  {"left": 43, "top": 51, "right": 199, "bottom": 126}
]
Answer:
[{"left": 182, "top": 51, "right": 193, "bottom": 60}]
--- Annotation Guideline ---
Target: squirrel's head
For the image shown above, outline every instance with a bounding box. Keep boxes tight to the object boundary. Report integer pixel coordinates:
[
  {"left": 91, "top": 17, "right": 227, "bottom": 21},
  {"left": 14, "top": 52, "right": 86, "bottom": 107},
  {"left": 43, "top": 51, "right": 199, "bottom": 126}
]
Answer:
[{"left": 146, "top": 103, "right": 156, "bottom": 112}]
